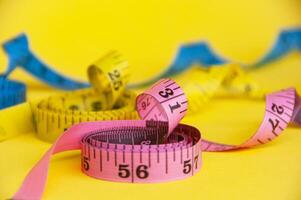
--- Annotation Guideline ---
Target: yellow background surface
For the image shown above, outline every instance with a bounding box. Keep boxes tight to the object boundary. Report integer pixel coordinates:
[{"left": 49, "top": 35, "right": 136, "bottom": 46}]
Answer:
[{"left": 0, "top": 0, "right": 301, "bottom": 199}]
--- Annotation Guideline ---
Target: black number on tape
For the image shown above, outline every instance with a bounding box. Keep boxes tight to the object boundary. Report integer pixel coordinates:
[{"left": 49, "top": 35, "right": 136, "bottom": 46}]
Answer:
[
  {"left": 118, "top": 164, "right": 130, "bottom": 178},
  {"left": 108, "top": 70, "right": 122, "bottom": 90},
  {"left": 271, "top": 103, "right": 284, "bottom": 115},
  {"left": 69, "top": 105, "right": 79, "bottom": 110},
  {"left": 169, "top": 102, "right": 181, "bottom": 113},
  {"left": 183, "top": 159, "right": 191, "bottom": 174},
  {"left": 91, "top": 101, "right": 102, "bottom": 111},
  {"left": 141, "top": 140, "right": 151, "bottom": 145},
  {"left": 142, "top": 98, "right": 150, "bottom": 110},
  {"left": 83, "top": 157, "right": 90, "bottom": 171},
  {"left": 136, "top": 165, "right": 149, "bottom": 179},
  {"left": 159, "top": 88, "right": 174, "bottom": 98},
  {"left": 268, "top": 118, "right": 280, "bottom": 131},
  {"left": 118, "top": 164, "right": 149, "bottom": 179},
  {"left": 194, "top": 155, "right": 199, "bottom": 169}
]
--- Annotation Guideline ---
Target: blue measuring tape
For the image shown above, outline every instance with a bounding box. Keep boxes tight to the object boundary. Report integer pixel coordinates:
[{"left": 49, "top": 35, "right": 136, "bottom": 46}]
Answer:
[
  {"left": 0, "top": 77, "right": 26, "bottom": 109},
  {"left": 2, "top": 34, "right": 89, "bottom": 89},
  {"left": 130, "top": 27, "right": 301, "bottom": 87},
  {"left": 0, "top": 34, "right": 90, "bottom": 109},
  {"left": 252, "top": 28, "right": 301, "bottom": 67},
  {"left": 0, "top": 27, "right": 300, "bottom": 109}
]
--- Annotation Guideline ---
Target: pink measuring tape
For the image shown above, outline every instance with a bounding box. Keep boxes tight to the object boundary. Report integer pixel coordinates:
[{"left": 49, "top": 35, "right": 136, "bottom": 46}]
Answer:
[{"left": 13, "top": 79, "right": 301, "bottom": 200}]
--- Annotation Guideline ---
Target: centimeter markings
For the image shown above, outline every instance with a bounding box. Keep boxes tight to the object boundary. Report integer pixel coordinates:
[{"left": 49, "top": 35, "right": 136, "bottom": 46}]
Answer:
[
  {"left": 196, "top": 88, "right": 299, "bottom": 151},
  {"left": 262, "top": 90, "right": 295, "bottom": 143},
  {"left": 266, "top": 91, "right": 295, "bottom": 138},
  {"left": 34, "top": 89, "right": 137, "bottom": 142},
  {"left": 82, "top": 139, "right": 199, "bottom": 183}
]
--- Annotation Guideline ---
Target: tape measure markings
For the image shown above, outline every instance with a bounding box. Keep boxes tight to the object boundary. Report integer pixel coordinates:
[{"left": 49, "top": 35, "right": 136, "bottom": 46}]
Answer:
[
  {"left": 81, "top": 123, "right": 200, "bottom": 183},
  {"left": 87, "top": 51, "right": 130, "bottom": 109},
  {"left": 172, "top": 64, "right": 265, "bottom": 116},
  {"left": 136, "top": 79, "right": 187, "bottom": 134},
  {"left": 201, "top": 88, "right": 298, "bottom": 151},
  {"left": 33, "top": 89, "right": 138, "bottom": 142}
]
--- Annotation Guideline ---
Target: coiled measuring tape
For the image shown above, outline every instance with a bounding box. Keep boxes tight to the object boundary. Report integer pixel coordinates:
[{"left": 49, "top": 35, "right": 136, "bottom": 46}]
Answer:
[
  {"left": 0, "top": 50, "right": 139, "bottom": 142},
  {"left": 12, "top": 79, "right": 301, "bottom": 200}
]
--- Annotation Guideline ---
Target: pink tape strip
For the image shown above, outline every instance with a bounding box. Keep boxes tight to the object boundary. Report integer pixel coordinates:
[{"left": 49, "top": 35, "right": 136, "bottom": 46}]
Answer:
[
  {"left": 201, "top": 88, "right": 301, "bottom": 151},
  {"left": 12, "top": 79, "right": 300, "bottom": 200}
]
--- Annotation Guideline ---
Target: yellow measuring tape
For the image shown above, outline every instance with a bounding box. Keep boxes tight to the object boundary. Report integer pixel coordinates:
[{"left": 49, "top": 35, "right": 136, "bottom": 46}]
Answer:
[
  {"left": 0, "top": 51, "right": 265, "bottom": 142},
  {"left": 0, "top": 51, "right": 138, "bottom": 142},
  {"left": 34, "top": 89, "right": 137, "bottom": 142},
  {"left": 172, "top": 63, "right": 265, "bottom": 114},
  {"left": 88, "top": 51, "right": 131, "bottom": 109}
]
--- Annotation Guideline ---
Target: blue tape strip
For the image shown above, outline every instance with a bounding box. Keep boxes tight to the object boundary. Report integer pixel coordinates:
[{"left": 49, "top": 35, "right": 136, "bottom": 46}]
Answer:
[
  {"left": 0, "top": 76, "right": 26, "bottom": 109},
  {"left": 0, "top": 34, "right": 90, "bottom": 109},
  {"left": 164, "top": 42, "right": 226, "bottom": 76},
  {"left": 130, "top": 27, "right": 301, "bottom": 87},
  {"left": 252, "top": 28, "right": 301, "bottom": 67},
  {"left": 2, "top": 34, "right": 90, "bottom": 90},
  {"left": 129, "top": 42, "right": 226, "bottom": 88}
]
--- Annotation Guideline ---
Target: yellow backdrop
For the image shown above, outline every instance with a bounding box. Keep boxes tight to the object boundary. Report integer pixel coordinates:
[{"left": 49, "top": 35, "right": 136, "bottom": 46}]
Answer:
[{"left": 0, "top": 0, "right": 301, "bottom": 199}]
